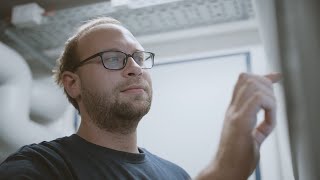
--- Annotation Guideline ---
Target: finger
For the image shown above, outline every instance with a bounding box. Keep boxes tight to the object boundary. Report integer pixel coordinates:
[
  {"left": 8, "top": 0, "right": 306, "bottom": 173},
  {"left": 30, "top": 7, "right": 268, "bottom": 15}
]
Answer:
[
  {"left": 230, "top": 73, "right": 251, "bottom": 104},
  {"left": 233, "top": 77, "right": 275, "bottom": 110},
  {"left": 236, "top": 85, "right": 276, "bottom": 113},
  {"left": 255, "top": 75, "right": 274, "bottom": 91},
  {"left": 240, "top": 91, "right": 276, "bottom": 131},
  {"left": 264, "top": 72, "right": 282, "bottom": 83},
  {"left": 231, "top": 72, "right": 280, "bottom": 106},
  {"left": 253, "top": 109, "right": 276, "bottom": 146}
]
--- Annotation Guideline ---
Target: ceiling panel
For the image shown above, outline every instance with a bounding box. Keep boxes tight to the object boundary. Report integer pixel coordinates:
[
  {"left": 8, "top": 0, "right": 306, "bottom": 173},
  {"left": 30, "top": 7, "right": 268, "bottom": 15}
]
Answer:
[
  {"left": 0, "top": 0, "right": 108, "bottom": 19},
  {"left": 0, "top": 0, "right": 255, "bottom": 72}
]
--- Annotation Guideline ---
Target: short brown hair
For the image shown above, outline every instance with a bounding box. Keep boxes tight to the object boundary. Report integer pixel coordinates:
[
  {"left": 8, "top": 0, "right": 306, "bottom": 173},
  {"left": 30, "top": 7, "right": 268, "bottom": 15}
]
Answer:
[{"left": 53, "top": 17, "right": 122, "bottom": 112}]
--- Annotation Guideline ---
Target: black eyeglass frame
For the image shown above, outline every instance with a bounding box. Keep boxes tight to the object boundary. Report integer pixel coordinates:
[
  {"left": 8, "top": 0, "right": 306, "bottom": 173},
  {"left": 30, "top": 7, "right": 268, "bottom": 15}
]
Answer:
[{"left": 73, "top": 50, "right": 155, "bottom": 70}]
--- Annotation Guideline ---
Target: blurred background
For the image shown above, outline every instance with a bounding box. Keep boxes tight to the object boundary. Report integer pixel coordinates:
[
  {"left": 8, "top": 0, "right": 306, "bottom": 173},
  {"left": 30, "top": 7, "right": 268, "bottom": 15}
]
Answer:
[{"left": 0, "top": 0, "right": 319, "bottom": 179}]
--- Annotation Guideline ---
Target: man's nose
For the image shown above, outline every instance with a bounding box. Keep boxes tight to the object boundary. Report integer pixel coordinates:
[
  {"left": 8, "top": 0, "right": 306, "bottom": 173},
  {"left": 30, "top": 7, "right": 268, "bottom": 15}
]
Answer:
[{"left": 122, "top": 57, "right": 142, "bottom": 77}]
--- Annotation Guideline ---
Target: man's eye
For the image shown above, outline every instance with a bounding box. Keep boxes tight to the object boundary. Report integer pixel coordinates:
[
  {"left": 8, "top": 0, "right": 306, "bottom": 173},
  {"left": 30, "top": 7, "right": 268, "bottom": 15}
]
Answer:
[
  {"left": 107, "top": 57, "right": 120, "bottom": 61},
  {"left": 134, "top": 55, "right": 145, "bottom": 62}
]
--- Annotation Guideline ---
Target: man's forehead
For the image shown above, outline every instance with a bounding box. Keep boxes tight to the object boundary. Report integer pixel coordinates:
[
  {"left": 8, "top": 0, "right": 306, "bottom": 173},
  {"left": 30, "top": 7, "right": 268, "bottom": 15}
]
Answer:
[
  {"left": 78, "top": 24, "right": 134, "bottom": 42},
  {"left": 77, "top": 23, "right": 143, "bottom": 57}
]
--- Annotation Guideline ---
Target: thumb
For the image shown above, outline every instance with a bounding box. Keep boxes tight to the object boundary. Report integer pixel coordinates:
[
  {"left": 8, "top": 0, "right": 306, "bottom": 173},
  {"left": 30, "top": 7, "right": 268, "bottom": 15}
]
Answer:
[
  {"left": 264, "top": 72, "right": 282, "bottom": 83},
  {"left": 253, "top": 111, "right": 276, "bottom": 146}
]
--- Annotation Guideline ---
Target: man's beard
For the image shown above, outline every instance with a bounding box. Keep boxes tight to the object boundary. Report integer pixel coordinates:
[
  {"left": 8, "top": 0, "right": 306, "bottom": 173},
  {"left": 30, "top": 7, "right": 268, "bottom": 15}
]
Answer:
[{"left": 81, "top": 79, "right": 152, "bottom": 135}]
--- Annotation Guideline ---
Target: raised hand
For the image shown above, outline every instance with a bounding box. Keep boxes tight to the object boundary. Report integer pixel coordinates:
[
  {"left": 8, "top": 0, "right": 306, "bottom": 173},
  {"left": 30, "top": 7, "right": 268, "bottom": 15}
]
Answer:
[{"left": 197, "top": 72, "right": 282, "bottom": 180}]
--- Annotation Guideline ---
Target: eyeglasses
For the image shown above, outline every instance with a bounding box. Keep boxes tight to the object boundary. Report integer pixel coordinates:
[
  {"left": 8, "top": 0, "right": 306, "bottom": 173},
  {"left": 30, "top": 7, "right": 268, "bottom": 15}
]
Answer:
[{"left": 74, "top": 50, "right": 155, "bottom": 70}]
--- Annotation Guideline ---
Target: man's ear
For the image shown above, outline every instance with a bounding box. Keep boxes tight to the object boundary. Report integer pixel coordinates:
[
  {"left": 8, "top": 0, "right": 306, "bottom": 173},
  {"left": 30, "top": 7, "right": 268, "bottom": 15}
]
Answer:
[{"left": 62, "top": 71, "right": 81, "bottom": 99}]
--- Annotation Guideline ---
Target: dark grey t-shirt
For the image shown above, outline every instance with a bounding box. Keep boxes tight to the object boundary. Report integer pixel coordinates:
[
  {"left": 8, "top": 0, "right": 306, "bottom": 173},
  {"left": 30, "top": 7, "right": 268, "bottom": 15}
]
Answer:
[{"left": 0, "top": 134, "right": 191, "bottom": 180}]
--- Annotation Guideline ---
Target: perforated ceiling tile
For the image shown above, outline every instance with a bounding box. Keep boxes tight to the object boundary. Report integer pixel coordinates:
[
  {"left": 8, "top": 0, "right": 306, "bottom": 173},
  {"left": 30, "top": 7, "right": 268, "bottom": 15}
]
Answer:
[
  {"left": 0, "top": 0, "right": 255, "bottom": 69},
  {"left": 128, "top": 0, "right": 183, "bottom": 9}
]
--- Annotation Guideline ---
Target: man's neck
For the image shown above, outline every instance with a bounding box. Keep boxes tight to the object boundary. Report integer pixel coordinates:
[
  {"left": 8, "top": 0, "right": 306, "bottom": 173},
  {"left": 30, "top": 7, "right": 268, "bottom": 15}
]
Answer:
[{"left": 76, "top": 119, "right": 139, "bottom": 154}]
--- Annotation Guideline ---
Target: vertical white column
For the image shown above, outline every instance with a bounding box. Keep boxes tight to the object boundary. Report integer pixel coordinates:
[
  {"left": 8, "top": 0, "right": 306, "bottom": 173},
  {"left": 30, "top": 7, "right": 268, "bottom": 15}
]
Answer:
[{"left": 254, "top": 0, "right": 320, "bottom": 179}]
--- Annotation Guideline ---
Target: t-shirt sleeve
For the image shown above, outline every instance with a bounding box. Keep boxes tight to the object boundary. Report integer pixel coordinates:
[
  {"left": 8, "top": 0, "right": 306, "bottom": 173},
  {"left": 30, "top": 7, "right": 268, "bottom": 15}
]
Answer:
[
  {"left": 0, "top": 153, "right": 48, "bottom": 180},
  {"left": 0, "top": 144, "right": 75, "bottom": 180}
]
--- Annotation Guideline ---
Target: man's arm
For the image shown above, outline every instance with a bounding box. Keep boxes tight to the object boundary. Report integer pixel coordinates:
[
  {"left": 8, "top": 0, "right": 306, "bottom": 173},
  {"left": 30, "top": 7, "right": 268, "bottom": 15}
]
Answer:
[
  {"left": 0, "top": 155, "right": 47, "bottom": 180},
  {"left": 196, "top": 72, "right": 282, "bottom": 180},
  {"left": 0, "top": 144, "right": 76, "bottom": 180}
]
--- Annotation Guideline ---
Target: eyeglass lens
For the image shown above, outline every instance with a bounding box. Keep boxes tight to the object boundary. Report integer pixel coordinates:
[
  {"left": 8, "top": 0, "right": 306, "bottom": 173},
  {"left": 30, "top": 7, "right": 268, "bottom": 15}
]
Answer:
[{"left": 101, "top": 51, "right": 153, "bottom": 69}]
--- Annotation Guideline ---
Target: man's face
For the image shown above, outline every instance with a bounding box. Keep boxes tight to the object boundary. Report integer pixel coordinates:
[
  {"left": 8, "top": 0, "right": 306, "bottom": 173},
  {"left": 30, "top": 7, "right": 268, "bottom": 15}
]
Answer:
[{"left": 75, "top": 24, "right": 153, "bottom": 134}]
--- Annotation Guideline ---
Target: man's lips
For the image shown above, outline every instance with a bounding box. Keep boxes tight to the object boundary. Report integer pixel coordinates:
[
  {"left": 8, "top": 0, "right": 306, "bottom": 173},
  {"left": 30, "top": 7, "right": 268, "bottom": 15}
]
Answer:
[{"left": 121, "top": 85, "right": 146, "bottom": 93}]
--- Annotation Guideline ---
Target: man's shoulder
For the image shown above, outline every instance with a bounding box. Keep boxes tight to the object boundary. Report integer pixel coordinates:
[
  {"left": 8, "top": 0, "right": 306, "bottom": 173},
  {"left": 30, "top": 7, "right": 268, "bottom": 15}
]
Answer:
[
  {"left": 0, "top": 151, "right": 46, "bottom": 180},
  {"left": 2, "top": 137, "right": 66, "bottom": 164},
  {"left": 3, "top": 134, "right": 73, "bottom": 163},
  {"left": 142, "top": 148, "right": 191, "bottom": 179},
  {"left": 143, "top": 148, "right": 180, "bottom": 167},
  {"left": 0, "top": 135, "right": 76, "bottom": 180}
]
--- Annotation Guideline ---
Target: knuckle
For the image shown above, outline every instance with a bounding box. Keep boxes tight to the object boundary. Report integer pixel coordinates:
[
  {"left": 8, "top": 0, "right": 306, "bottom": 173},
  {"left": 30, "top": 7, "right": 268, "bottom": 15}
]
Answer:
[
  {"left": 265, "top": 78, "right": 273, "bottom": 86},
  {"left": 246, "top": 79, "right": 255, "bottom": 86},
  {"left": 244, "top": 80, "right": 258, "bottom": 92},
  {"left": 253, "top": 91, "right": 264, "bottom": 101},
  {"left": 239, "top": 73, "right": 249, "bottom": 81},
  {"left": 262, "top": 77, "right": 273, "bottom": 88},
  {"left": 227, "top": 111, "right": 245, "bottom": 124}
]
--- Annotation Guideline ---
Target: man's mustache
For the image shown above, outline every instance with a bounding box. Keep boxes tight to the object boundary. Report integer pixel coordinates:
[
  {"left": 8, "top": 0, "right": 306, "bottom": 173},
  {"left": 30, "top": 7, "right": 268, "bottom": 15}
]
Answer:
[{"left": 116, "top": 78, "right": 151, "bottom": 93}]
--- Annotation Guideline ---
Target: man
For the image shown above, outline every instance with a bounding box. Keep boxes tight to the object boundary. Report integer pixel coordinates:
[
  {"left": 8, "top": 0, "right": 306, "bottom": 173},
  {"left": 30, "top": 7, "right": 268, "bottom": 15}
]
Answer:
[{"left": 0, "top": 17, "right": 281, "bottom": 179}]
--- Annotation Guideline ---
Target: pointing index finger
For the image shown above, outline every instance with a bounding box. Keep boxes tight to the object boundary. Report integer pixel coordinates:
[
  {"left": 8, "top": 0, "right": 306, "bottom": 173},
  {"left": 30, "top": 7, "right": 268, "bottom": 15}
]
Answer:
[{"left": 264, "top": 72, "right": 282, "bottom": 83}]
